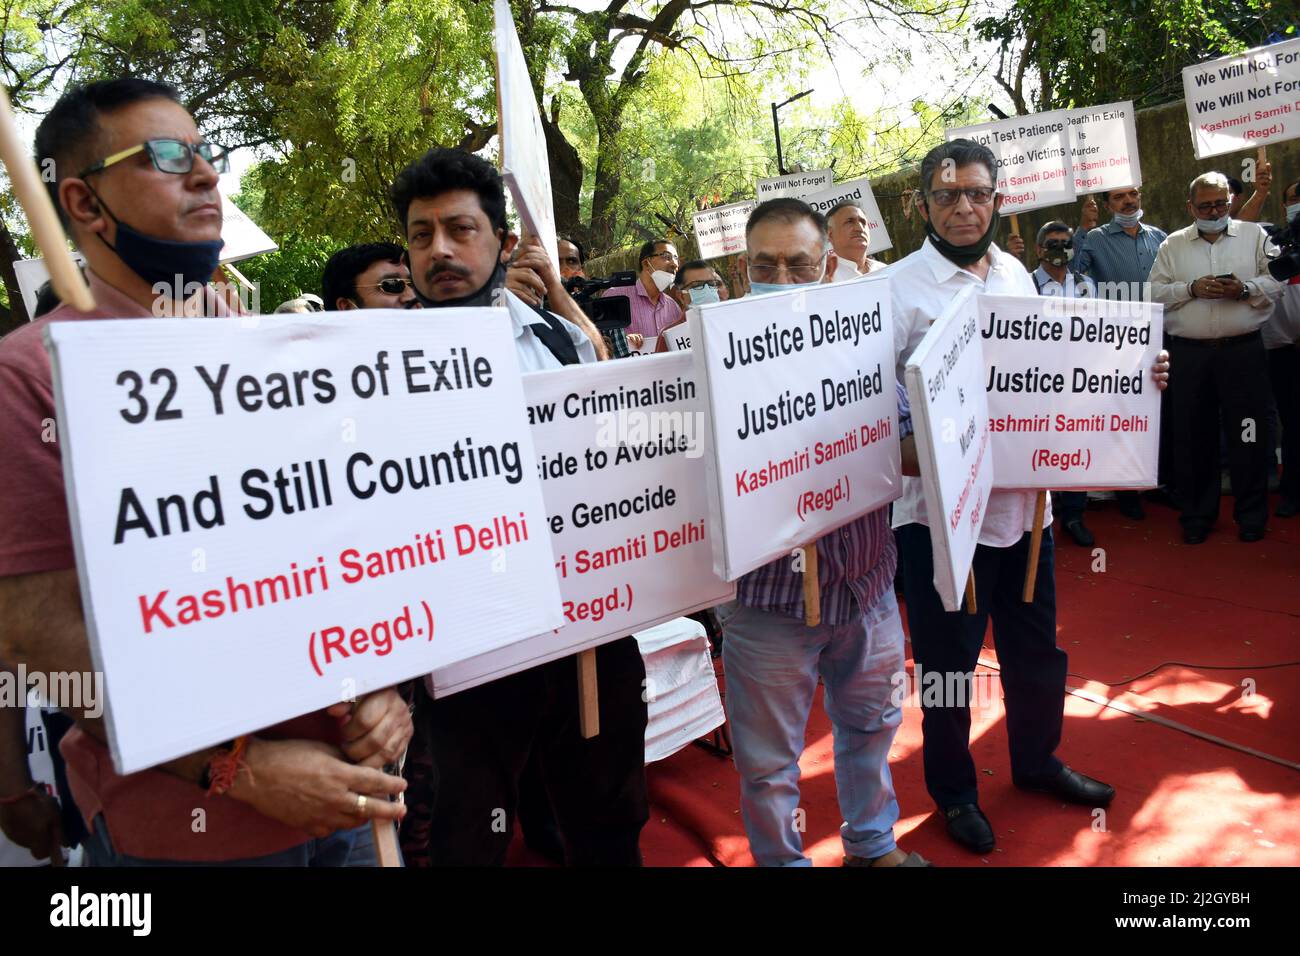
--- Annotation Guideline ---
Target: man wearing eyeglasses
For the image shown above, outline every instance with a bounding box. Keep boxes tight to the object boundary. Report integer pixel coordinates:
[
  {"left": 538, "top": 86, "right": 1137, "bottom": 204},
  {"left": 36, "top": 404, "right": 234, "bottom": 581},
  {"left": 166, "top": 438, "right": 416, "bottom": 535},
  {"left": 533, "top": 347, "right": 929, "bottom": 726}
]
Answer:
[
  {"left": 1149, "top": 172, "right": 1282, "bottom": 544},
  {"left": 716, "top": 198, "right": 928, "bottom": 868},
  {"left": 0, "top": 79, "right": 412, "bottom": 866},
  {"left": 322, "top": 242, "right": 419, "bottom": 311},
  {"left": 601, "top": 239, "right": 683, "bottom": 342},
  {"left": 889, "top": 139, "right": 1168, "bottom": 857}
]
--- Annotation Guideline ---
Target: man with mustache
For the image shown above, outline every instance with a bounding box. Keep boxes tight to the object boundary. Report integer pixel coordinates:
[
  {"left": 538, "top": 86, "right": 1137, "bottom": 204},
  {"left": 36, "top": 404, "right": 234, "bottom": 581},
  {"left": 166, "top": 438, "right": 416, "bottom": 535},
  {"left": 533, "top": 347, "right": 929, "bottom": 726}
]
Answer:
[
  {"left": 388, "top": 147, "right": 649, "bottom": 866},
  {"left": 0, "top": 79, "right": 412, "bottom": 866}
]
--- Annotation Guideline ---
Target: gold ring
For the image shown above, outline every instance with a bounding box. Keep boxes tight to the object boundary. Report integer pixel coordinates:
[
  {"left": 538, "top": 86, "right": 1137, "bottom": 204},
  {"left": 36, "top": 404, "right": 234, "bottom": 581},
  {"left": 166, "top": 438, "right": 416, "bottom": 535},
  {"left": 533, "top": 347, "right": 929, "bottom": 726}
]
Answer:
[{"left": 355, "top": 793, "right": 367, "bottom": 815}]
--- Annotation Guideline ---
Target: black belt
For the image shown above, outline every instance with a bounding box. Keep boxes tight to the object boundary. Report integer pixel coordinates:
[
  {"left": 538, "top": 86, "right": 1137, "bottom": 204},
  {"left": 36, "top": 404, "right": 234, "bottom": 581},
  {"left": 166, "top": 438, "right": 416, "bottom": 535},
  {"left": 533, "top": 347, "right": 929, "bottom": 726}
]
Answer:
[{"left": 1168, "top": 330, "right": 1261, "bottom": 348}]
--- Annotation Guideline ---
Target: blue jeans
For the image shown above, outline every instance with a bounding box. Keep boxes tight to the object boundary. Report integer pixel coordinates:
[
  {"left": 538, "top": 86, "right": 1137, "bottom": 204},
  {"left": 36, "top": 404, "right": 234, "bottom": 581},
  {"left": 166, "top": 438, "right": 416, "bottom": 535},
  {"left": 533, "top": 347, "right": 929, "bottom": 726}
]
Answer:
[
  {"left": 721, "top": 590, "right": 905, "bottom": 866},
  {"left": 85, "top": 814, "right": 384, "bottom": 866}
]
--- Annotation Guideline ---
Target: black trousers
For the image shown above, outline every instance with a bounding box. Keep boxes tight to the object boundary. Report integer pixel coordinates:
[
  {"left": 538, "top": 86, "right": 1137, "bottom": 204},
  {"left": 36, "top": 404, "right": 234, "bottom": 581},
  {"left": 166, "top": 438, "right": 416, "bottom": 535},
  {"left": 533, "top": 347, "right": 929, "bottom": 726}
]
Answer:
[
  {"left": 1267, "top": 345, "right": 1300, "bottom": 504},
  {"left": 896, "top": 524, "right": 1067, "bottom": 810},
  {"left": 405, "top": 636, "right": 649, "bottom": 866},
  {"left": 1167, "top": 332, "right": 1273, "bottom": 533}
]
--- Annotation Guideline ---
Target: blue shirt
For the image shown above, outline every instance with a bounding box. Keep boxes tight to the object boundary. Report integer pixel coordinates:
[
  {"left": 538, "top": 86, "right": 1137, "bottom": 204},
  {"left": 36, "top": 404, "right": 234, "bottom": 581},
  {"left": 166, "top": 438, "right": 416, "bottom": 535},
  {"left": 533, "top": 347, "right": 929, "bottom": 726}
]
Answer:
[{"left": 1073, "top": 220, "right": 1168, "bottom": 299}]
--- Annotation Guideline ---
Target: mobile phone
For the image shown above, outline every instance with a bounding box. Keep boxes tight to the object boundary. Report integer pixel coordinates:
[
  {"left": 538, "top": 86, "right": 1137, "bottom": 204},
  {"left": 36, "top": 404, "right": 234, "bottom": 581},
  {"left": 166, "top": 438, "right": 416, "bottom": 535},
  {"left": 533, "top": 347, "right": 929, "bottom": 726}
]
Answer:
[{"left": 1215, "top": 274, "right": 1236, "bottom": 280}]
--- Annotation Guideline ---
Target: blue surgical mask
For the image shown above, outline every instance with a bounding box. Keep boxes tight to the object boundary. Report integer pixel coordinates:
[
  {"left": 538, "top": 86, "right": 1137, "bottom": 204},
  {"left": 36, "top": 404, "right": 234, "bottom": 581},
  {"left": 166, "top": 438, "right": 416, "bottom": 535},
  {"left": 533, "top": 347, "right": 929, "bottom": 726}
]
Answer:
[
  {"left": 1286, "top": 202, "right": 1300, "bottom": 223},
  {"left": 1196, "top": 215, "right": 1230, "bottom": 234},
  {"left": 688, "top": 284, "right": 720, "bottom": 305},
  {"left": 749, "top": 279, "right": 823, "bottom": 296},
  {"left": 1112, "top": 208, "right": 1144, "bottom": 228}
]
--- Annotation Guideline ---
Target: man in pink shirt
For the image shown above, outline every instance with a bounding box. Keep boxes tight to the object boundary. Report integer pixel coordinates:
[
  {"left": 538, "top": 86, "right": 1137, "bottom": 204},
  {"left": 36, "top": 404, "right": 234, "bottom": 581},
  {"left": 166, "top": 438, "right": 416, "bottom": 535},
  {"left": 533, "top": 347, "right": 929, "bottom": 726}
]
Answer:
[
  {"left": 0, "top": 78, "right": 411, "bottom": 865},
  {"left": 602, "top": 238, "right": 684, "bottom": 339}
]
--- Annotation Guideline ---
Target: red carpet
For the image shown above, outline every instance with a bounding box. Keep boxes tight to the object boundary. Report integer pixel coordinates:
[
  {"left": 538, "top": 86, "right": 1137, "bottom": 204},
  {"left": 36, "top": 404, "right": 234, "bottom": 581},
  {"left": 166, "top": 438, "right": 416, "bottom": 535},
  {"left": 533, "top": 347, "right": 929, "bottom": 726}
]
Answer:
[{"left": 509, "top": 494, "right": 1299, "bottom": 867}]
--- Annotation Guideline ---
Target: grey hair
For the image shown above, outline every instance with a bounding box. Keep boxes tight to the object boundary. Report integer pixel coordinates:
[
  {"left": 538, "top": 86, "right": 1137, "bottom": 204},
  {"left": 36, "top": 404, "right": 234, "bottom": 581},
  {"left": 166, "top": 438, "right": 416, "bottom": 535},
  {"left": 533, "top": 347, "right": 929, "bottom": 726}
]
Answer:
[
  {"left": 919, "top": 139, "right": 997, "bottom": 197},
  {"left": 1188, "top": 171, "right": 1230, "bottom": 200},
  {"left": 1035, "top": 220, "right": 1072, "bottom": 246}
]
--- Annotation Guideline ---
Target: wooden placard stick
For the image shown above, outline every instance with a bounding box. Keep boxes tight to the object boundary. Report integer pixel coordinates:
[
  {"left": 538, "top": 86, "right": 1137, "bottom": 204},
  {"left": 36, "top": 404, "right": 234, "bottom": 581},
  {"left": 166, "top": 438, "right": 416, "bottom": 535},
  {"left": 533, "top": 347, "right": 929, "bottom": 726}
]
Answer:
[
  {"left": 964, "top": 568, "right": 977, "bottom": 615},
  {"left": 577, "top": 648, "right": 599, "bottom": 738},
  {"left": 1021, "top": 490, "right": 1048, "bottom": 602},
  {"left": 802, "top": 541, "right": 821, "bottom": 627},
  {"left": 0, "top": 84, "right": 94, "bottom": 312},
  {"left": 372, "top": 818, "right": 402, "bottom": 867}
]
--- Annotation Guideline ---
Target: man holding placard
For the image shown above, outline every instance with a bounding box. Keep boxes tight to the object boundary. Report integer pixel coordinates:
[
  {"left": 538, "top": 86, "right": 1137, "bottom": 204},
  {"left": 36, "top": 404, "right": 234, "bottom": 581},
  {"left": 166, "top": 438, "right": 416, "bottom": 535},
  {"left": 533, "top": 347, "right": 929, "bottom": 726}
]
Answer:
[
  {"left": 0, "top": 79, "right": 412, "bottom": 866},
  {"left": 889, "top": 139, "right": 1167, "bottom": 856},
  {"left": 388, "top": 147, "right": 650, "bottom": 866},
  {"left": 719, "top": 198, "right": 926, "bottom": 868}
]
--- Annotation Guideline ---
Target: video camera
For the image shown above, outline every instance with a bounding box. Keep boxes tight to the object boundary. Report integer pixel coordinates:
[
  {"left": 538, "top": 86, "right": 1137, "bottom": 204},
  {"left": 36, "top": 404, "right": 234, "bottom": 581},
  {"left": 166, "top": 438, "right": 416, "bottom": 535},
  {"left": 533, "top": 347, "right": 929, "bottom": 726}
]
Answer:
[
  {"left": 1265, "top": 210, "right": 1300, "bottom": 281},
  {"left": 563, "top": 271, "right": 637, "bottom": 334}
]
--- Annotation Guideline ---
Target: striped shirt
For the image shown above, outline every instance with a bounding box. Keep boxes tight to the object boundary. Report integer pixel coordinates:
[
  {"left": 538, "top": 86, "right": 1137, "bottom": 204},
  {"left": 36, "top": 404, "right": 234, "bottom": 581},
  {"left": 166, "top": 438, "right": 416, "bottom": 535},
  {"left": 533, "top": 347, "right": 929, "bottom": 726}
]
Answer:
[
  {"left": 735, "top": 381, "right": 911, "bottom": 625},
  {"left": 601, "top": 278, "right": 684, "bottom": 338},
  {"left": 1073, "top": 220, "right": 1168, "bottom": 299}
]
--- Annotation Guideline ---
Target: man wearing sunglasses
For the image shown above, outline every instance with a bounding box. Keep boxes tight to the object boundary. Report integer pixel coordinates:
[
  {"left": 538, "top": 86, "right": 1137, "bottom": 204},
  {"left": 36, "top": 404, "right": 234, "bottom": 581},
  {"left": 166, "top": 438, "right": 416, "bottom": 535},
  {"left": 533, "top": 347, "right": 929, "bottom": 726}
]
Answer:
[
  {"left": 0, "top": 79, "right": 412, "bottom": 867},
  {"left": 1149, "top": 172, "right": 1282, "bottom": 544},
  {"left": 889, "top": 139, "right": 1169, "bottom": 857},
  {"left": 322, "top": 242, "right": 419, "bottom": 311}
]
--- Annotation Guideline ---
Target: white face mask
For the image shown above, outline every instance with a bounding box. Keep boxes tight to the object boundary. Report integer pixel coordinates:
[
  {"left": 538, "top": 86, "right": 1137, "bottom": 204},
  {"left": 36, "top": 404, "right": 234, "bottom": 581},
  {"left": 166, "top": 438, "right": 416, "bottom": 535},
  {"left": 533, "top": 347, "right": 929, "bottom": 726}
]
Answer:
[
  {"left": 1286, "top": 202, "right": 1300, "bottom": 223},
  {"left": 1196, "top": 215, "right": 1230, "bottom": 234},
  {"left": 650, "top": 270, "right": 675, "bottom": 292}
]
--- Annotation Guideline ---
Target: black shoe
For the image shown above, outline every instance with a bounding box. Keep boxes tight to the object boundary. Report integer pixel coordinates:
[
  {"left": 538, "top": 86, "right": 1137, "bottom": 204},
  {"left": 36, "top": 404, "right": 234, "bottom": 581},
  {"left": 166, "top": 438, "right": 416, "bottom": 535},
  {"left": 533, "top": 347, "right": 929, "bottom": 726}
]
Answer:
[
  {"left": 1015, "top": 766, "right": 1115, "bottom": 806},
  {"left": 1239, "top": 527, "right": 1265, "bottom": 543},
  {"left": 1063, "top": 519, "right": 1095, "bottom": 548},
  {"left": 1183, "top": 528, "right": 1208, "bottom": 545},
  {"left": 1277, "top": 498, "right": 1298, "bottom": 518},
  {"left": 943, "top": 804, "right": 995, "bottom": 854},
  {"left": 1117, "top": 497, "right": 1146, "bottom": 521}
]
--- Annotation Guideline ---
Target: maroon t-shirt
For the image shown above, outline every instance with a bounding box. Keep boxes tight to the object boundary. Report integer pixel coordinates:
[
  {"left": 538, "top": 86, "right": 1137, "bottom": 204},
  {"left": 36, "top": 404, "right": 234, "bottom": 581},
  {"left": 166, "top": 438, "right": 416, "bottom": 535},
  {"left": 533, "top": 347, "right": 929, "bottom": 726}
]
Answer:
[{"left": 0, "top": 271, "right": 341, "bottom": 860}]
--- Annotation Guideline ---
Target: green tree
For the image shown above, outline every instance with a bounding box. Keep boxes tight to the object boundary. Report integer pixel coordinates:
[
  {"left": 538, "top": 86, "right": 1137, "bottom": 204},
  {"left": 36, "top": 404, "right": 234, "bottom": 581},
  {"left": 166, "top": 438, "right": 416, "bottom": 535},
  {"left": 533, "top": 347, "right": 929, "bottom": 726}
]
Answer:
[{"left": 975, "top": 0, "right": 1285, "bottom": 113}]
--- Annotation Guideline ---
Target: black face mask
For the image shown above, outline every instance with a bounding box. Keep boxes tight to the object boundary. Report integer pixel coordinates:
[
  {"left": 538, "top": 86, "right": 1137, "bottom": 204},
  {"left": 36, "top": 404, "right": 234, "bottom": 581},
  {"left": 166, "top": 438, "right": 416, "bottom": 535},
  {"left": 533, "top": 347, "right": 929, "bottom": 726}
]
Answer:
[
  {"left": 922, "top": 201, "right": 1000, "bottom": 267},
  {"left": 89, "top": 186, "right": 223, "bottom": 294},
  {"left": 412, "top": 242, "right": 507, "bottom": 309}
]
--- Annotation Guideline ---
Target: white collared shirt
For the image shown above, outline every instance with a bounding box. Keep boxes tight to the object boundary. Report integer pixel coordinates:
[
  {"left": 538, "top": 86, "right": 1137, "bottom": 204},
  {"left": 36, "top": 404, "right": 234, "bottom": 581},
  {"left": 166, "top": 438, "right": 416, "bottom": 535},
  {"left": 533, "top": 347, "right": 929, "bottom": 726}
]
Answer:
[
  {"left": 1263, "top": 279, "right": 1300, "bottom": 348},
  {"left": 505, "top": 290, "right": 599, "bottom": 370},
  {"left": 888, "top": 238, "right": 1052, "bottom": 548},
  {"left": 1148, "top": 219, "right": 1282, "bottom": 339},
  {"left": 1032, "top": 265, "right": 1097, "bottom": 298}
]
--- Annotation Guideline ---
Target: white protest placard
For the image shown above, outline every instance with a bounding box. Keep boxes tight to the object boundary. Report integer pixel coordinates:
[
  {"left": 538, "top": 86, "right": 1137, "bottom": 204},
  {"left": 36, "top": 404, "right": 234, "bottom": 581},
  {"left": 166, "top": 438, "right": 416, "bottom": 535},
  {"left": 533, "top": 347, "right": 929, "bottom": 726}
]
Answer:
[
  {"left": 494, "top": 0, "right": 558, "bottom": 267},
  {"left": 980, "top": 293, "right": 1163, "bottom": 489},
  {"left": 692, "top": 276, "right": 901, "bottom": 580},
  {"left": 661, "top": 322, "right": 692, "bottom": 352},
  {"left": 1182, "top": 36, "right": 1300, "bottom": 159},
  {"left": 693, "top": 200, "right": 755, "bottom": 259},
  {"left": 45, "top": 310, "right": 563, "bottom": 773},
  {"left": 219, "top": 183, "right": 278, "bottom": 263},
  {"left": 14, "top": 252, "right": 85, "bottom": 320},
  {"left": 946, "top": 112, "right": 1076, "bottom": 214},
  {"left": 903, "top": 286, "right": 992, "bottom": 612},
  {"left": 1064, "top": 101, "right": 1142, "bottom": 193},
  {"left": 756, "top": 168, "right": 833, "bottom": 200},
  {"left": 802, "top": 176, "right": 894, "bottom": 254},
  {"left": 431, "top": 352, "right": 734, "bottom": 695},
  {"left": 629, "top": 335, "right": 660, "bottom": 356}
]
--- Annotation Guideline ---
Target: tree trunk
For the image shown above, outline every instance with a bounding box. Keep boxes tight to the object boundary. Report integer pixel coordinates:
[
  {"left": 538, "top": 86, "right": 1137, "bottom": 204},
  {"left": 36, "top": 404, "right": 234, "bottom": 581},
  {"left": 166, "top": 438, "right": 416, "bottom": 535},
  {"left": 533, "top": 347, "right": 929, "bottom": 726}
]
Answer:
[{"left": 0, "top": 216, "right": 28, "bottom": 334}]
